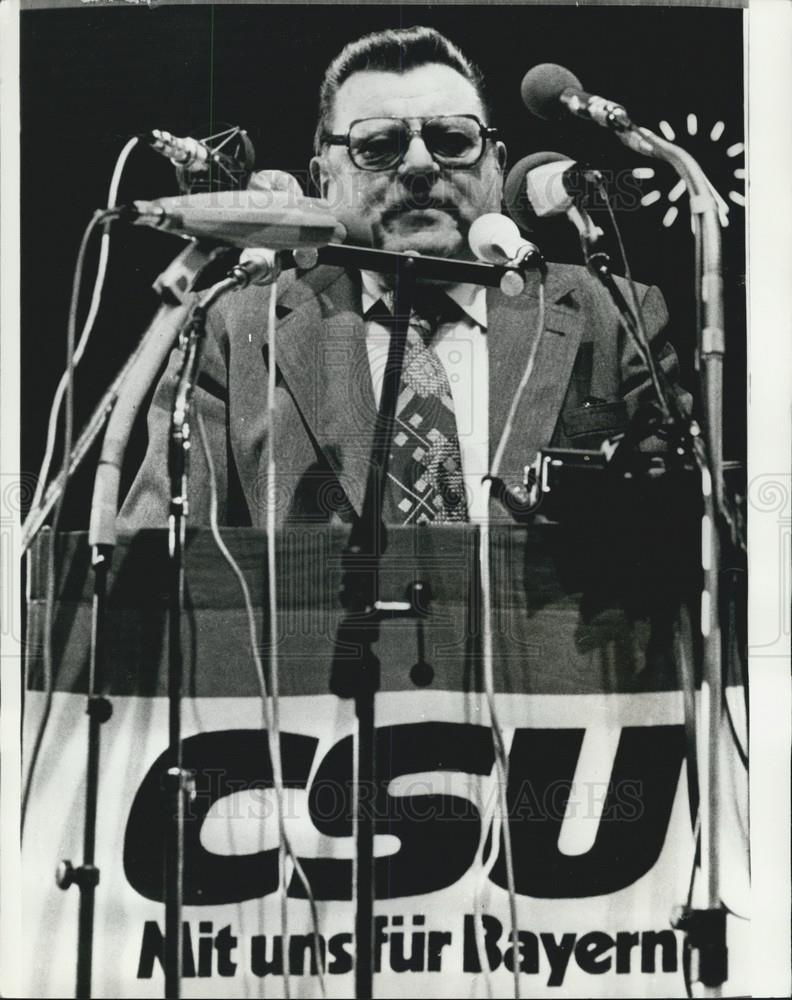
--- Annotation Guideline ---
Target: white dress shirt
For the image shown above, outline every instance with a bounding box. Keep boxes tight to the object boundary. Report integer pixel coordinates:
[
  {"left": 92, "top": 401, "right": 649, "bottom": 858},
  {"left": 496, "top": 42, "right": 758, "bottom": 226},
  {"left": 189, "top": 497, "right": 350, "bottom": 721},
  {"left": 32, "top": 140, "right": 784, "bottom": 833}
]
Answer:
[{"left": 360, "top": 270, "right": 490, "bottom": 521}]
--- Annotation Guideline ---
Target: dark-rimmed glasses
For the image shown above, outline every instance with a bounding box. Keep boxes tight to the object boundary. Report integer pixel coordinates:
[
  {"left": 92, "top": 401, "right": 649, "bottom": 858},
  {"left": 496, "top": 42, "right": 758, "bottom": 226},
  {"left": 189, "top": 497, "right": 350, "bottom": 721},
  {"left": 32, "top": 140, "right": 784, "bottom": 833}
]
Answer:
[{"left": 320, "top": 115, "right": 498, "bottom": 172}]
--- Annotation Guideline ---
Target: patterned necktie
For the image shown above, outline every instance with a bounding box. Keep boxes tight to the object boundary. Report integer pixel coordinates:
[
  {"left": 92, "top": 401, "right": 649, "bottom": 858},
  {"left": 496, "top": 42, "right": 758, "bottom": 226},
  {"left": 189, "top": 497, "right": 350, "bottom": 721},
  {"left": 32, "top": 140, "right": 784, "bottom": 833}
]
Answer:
[{"left": 372, "top": 288, "right": 469, "bottom": 525}]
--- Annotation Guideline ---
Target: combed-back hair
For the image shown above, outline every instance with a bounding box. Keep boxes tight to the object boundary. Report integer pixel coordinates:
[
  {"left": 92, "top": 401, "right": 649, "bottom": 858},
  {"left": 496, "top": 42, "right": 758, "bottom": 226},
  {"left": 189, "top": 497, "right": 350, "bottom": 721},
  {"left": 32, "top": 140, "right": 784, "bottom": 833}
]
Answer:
[{"left": 314, "top": 26, "right": 490, "bottom": 153}]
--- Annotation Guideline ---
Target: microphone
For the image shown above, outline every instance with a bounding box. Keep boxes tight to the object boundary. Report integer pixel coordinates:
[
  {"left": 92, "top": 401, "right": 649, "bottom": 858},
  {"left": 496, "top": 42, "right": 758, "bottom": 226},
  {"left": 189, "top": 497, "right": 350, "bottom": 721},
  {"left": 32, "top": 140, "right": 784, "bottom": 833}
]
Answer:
[
  {"left": 521, "top": 63, "right": 633, "bottom": 131},
  {"left": 505, "top": 152, "right": 588, "bottom": 221},
  {"left": 146, "top": 130, "right": 222, "bottom": 172},
  {"left": 504, "top": 151, "right": 605, "bottom": 242},
  {"left": 468, "top": 213, "right": 542, "bottom": 266},
  {"left": 468, "top": 214, "right": 544, "bottom": 294},
  {"left": 144, "top": 127, "right": 256, "bottom": 191},
  {"left": 247, "top": 168, "right": 305, "bottom": 200},
  {"left": 126, "top": 188, "right": 347, "bottom": 250}
]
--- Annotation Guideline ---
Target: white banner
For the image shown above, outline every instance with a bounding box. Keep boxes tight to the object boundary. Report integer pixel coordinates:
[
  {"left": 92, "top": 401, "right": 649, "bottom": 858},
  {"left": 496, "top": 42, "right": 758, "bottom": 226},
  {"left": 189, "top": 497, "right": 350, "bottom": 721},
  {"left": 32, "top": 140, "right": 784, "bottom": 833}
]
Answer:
[{"left": 22, "top": 687, "right": 750, "bottom": 998}]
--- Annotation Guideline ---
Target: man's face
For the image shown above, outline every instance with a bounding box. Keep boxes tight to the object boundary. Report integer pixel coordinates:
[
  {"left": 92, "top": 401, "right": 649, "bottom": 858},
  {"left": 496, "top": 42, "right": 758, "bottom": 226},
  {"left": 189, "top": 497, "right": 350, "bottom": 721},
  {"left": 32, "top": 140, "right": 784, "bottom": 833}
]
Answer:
[{"left": 312, "top": 63, "right": 506, "bottom": 258}]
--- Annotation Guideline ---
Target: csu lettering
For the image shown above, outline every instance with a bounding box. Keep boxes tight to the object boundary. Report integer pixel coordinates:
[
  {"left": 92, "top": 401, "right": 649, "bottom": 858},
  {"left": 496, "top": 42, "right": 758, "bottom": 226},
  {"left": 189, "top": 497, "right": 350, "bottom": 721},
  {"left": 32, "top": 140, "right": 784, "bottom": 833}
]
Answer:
[{"left": 123, "top": 722, "right": 684, "bottom": 904}]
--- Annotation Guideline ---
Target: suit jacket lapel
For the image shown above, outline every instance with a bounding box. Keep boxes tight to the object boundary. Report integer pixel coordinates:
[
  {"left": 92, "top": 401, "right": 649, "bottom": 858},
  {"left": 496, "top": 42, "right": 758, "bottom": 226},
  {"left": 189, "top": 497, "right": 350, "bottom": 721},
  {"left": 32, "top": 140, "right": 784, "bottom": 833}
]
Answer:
[
  {"left": 487, "top": 267, "right": 584, "bottom": 503},
  {"left": 272, "top": 267, "right": 376, "bottom": 517}
]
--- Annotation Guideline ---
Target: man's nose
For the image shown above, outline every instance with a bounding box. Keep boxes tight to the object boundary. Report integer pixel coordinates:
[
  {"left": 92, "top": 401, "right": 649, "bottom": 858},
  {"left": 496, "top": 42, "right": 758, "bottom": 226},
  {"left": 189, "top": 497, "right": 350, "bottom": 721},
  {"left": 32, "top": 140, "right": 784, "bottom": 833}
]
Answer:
[{"left": 398, "top": 133, "right": 439, "bottom": 175}]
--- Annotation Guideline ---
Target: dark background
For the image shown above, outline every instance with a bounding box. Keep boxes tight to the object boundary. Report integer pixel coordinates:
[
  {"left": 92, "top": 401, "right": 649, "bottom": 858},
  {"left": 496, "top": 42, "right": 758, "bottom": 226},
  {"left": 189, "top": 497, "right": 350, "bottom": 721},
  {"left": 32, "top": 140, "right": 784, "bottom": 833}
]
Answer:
[{"left": 20, "top": 3, "right": 746, "bottom": 527}]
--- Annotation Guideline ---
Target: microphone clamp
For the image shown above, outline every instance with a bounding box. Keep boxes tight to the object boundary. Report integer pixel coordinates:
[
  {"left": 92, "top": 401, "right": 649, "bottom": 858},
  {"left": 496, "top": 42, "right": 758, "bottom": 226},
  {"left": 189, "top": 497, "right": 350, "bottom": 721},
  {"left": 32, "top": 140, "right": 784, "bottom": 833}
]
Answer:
[{"left": 143, "top": 125, "right": 255, "bottom": 193}]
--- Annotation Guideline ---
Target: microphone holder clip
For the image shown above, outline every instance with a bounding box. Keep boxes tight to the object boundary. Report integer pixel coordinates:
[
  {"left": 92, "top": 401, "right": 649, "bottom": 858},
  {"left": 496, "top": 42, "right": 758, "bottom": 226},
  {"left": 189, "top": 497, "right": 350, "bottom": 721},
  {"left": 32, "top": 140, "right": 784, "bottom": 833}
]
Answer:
[{"left": 310, "top": 242, "right": 543, "bottom": 296}]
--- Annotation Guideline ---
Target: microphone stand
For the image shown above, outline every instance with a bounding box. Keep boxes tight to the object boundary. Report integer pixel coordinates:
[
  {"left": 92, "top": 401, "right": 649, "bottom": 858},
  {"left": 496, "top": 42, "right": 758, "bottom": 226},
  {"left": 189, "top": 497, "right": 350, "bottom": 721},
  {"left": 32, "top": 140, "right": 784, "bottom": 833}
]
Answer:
[
  {"left": 78, "top": 248, "right": 267, "bottom": 1000},
  {"left": 163, "top": 275, "right": 238, "bottom": 1000},
  {"left": 328, "top": 251, "right": 416, "bottom": 1000},
  {"left": 21, "top": 350, "right": 154, "bottom": 554},
  {"left": 633, "top": 128, "right": 730, "bottom": 995},
  {"left": 578, "top": 237, "right": 674, "bottom": 425},
  {"left": 49, "top": 243, "right": 216, "bottom": 1000},
  {"left": 314, "top": 242, "right": 530, "bottom": 291},
  {"left": 619, "top": 126, "right": 730, "bottom": 995},
  {"left": 321, "top": 244, "right": 542, "bottom": 999},
  {"left": 587, "top": 132, "right": 731, "bottom": 991}
]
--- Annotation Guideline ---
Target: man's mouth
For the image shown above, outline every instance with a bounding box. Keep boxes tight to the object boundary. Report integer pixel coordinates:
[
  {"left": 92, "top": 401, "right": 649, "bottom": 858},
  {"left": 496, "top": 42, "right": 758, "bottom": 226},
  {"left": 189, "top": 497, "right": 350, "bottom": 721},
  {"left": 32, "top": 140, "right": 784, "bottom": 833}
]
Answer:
[{"left": 381, "top": 199, "right": 460, "bottom": 226}]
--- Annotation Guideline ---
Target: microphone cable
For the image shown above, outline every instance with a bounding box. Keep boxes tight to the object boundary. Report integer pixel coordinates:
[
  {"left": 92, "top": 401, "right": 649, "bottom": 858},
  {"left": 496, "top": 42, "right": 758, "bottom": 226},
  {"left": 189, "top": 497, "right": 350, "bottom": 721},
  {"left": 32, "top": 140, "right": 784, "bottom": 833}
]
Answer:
[
  {"left": 595, "top": 181, "right": 674, "bottom": 421},
  {"left": 28, "top": 136, "right": 139, "bottom": 521},
  {"left": 470, "top": 775, "right": 503, "bottom": 997},
  {"left": 21, "top": 205, "right": 118, "bottom": 830},
  {"left": 195, "top": 287, "right": 327, "bottom": 998},
  {"left": 477, "top": 274, "right": 548, "bottom": 999},
  {"left": 680, "top": 812, "right": 702, "bottom": 1000}
]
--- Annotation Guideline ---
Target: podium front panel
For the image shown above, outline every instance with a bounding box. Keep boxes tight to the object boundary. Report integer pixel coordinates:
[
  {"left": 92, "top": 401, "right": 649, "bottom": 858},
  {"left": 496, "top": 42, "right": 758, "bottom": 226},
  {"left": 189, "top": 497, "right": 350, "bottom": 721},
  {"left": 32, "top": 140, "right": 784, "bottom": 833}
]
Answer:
[{"left": 22, "top": 526, "right": 750, "bottom": 998}]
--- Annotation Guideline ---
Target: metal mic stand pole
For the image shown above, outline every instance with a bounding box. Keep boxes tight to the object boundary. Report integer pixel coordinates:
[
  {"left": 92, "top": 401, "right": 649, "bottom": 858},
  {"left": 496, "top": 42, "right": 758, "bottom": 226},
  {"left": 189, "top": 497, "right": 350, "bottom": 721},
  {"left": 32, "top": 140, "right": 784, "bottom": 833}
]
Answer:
[
  {"left": 163, "top": 277, "right": 237, "bottom": 1000},
  {"left": 329, "top": 253, "right": 417, "bottom": 1000},
  {"left": 582, "top": 250, "right": 674, "bottom": 426},
  {"left": 320, "top": 245, "right": 540, "bottom": 997},
  {"left": 49, "top": 242, "right": 214, "bottom": 999},
  {"left": 53, "top": 544, "right": 112, "bottom": 1000},
  {"left": 620, "top": 125, "right": 729, "bottom": 993}
]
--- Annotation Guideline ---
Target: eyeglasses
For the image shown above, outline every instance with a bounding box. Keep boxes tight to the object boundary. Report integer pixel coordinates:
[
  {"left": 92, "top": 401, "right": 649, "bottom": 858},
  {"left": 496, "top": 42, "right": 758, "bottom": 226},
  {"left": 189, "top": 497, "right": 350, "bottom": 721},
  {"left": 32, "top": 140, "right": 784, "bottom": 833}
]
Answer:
[{"left": 320, "top": 115, "right": 498, "bottom": 172}]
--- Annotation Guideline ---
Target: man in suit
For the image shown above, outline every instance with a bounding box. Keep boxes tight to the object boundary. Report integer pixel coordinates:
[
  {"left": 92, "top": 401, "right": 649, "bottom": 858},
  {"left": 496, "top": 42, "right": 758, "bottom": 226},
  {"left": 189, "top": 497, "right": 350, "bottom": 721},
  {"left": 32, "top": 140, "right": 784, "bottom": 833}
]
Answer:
[{"left": 119, "top": 25, "right": 677, "bottom": 531}]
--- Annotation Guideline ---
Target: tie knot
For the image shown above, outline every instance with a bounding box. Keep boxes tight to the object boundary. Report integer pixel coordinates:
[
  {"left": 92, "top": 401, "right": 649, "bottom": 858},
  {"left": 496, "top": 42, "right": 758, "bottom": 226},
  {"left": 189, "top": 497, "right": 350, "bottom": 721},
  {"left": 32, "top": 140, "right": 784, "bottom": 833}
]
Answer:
[
  {"left": 366, "top": 286, "right": 462, "bottom": 345},
  {"left": 411, "top": 285, "right": 463, "bottom": 328}
]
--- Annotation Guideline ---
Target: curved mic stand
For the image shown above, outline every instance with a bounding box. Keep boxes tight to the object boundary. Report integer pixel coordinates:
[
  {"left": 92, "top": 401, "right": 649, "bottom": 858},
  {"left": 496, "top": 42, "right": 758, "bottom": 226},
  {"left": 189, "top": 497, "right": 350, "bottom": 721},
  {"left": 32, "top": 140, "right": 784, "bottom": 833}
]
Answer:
[
  {"left": 20, "top": 339, "right": 163, "bottom": 555},
  {"left": 20, "top": 244, "right": 224, "bottom": 556},
  {"left": 617, "top": 125, "right": 732, "bottom": 994}
]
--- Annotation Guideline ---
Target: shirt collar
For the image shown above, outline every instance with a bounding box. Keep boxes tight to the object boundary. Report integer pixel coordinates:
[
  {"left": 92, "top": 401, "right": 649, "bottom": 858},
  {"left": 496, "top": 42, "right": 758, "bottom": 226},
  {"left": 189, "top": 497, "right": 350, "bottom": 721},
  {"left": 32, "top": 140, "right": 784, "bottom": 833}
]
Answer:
[{"left": 360, "top": 269, "right": 487, "bottom": 329}]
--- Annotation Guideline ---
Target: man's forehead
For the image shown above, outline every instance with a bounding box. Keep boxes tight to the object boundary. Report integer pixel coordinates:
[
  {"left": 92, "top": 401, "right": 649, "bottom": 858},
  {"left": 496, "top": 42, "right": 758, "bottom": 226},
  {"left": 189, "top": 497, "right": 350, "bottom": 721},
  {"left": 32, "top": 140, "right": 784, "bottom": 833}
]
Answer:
[{"left": 331, "top": 63, "right": 485, "bottom": 129}]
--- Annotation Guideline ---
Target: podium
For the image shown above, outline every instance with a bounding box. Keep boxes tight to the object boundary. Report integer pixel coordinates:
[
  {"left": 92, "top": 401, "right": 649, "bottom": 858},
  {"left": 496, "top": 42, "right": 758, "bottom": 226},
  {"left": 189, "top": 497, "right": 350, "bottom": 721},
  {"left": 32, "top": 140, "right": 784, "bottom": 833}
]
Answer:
[
  {"left": 22, "top": 525, "right": 749, "bottom": 999},
  {"left": 26, "top": 523, "right": 695, "bottom": 698}
]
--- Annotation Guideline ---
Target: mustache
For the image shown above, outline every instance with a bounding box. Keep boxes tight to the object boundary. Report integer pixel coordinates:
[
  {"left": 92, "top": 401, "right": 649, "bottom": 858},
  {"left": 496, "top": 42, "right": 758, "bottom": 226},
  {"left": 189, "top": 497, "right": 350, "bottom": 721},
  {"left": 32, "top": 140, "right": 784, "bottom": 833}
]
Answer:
[{"left": 380, "top": 194, "right": 461, "bottom": 224}]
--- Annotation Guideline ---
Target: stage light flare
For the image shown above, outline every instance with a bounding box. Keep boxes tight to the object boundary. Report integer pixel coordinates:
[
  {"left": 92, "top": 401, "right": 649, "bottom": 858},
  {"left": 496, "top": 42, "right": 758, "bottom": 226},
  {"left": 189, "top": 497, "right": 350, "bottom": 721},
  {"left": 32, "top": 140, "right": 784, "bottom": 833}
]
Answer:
[{"left": 631, "top": 112, "right": 745, "bottom": 231}]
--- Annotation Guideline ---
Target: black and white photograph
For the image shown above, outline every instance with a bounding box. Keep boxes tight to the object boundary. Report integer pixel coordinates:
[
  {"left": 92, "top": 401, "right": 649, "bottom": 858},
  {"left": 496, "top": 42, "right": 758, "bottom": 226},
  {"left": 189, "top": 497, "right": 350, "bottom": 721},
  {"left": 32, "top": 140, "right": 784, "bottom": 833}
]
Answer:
[{"left": 1, "top": 1, "right": 789, "bottom": 998}]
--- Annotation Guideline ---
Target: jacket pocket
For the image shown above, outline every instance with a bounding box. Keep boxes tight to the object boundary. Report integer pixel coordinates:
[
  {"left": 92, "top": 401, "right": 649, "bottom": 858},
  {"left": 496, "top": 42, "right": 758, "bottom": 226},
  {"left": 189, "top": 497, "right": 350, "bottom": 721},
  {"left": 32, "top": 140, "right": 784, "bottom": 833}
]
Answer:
[{"left": 562, "top": 399, "right": 629, "bottom": 444}]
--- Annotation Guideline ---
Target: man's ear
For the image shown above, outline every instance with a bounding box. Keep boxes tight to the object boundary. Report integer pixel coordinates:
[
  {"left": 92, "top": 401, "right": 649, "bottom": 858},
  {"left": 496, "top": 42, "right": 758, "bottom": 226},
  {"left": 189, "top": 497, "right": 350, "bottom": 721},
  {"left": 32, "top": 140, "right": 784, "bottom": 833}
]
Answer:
[
  {"left": 495, "top": 140, "right": 508, "bottom": 173},
  {"left": 309, "top": 155, "right": 327, "bottom": 198}
]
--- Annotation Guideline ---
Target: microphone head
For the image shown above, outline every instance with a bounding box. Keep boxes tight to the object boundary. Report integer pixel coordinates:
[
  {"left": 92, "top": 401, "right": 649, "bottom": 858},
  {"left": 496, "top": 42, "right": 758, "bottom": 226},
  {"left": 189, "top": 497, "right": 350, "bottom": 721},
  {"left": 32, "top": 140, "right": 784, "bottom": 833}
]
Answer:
[
  {"left": 520, "top": 63, "right": 583, "bottom": 120},
  {"left": 504, "top": 151, "right": 572, "bottom": 230},
  {"left": 468, "top": 213, "right": 525, "bottom": 264},
  {"left": 247, "top": 169, "right": 305, "bottom": 198},
  {"left": 132, "top": 189, "right": 342, "bottom": 249}
]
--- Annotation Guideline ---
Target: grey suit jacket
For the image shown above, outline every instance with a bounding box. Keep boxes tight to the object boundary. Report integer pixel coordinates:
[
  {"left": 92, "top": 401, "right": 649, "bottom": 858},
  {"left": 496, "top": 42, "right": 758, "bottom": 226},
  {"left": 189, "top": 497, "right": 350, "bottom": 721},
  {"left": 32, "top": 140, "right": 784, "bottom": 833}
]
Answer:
[{"left": 118, "top": 262, "right": 678, "bottom": 530}]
